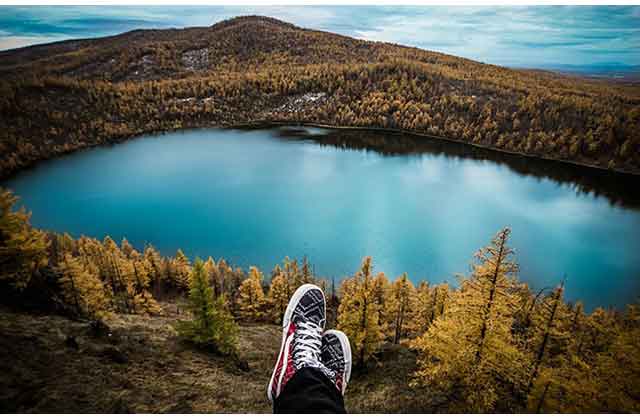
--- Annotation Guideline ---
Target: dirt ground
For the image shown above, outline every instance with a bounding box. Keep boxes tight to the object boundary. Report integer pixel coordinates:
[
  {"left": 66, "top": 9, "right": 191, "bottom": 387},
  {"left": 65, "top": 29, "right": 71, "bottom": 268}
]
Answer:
[{"left": 0, "top": 301, "right": 430, "bottom": 413}]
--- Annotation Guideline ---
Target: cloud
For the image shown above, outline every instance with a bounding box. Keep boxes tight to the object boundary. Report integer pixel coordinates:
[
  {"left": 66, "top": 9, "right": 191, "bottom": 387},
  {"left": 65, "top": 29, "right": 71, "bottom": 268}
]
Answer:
[
  {"left": 0, "top": 6, "right": 637, "bottom": 69},
  {"left": 0, "top": 35, "right": 68, "bottom": 50}
]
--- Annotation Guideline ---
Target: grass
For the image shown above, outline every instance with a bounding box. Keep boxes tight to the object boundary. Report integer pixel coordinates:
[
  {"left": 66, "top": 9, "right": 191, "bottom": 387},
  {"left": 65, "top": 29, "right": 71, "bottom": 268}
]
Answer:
[{"left": 0, "top": 300, "right": 429, "bottom": 413}]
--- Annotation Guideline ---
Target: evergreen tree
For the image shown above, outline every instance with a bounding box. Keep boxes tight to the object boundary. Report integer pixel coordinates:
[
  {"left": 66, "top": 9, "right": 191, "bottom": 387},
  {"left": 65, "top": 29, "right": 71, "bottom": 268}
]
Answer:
[
  {"left": 337, "top": 256, "right": 383, "bottom": 368},
  {"left": 177, "top": 258, "right": 237, "bottom": 355},
  {"left": 237, "top": 266, "right": 266, "bottom": 321},
  {"left": 0, "top": 189, "right": 49, "bottom": 290}
]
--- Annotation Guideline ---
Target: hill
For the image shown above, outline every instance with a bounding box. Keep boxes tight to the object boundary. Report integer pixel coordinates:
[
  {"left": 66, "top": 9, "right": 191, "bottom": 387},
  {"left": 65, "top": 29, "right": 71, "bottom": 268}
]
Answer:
[
  {"left": 0, "top": 15, "right": 639, "bottom": 178},
  {"left": 0, "top": 300, "right": 425, "bottom": 413}
]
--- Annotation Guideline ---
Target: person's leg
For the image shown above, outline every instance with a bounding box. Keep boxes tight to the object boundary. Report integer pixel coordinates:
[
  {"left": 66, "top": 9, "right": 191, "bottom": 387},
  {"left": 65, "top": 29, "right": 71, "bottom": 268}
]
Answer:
[
  {"left": 274, "top": 367, "right": 346, "bottom": 413},
  {"left": 321, "top": 329, "right": 352, "bottom": 396},
  {"left": 267, "top": 284, "right": 352, "bottom": 414},
  {"left": 267, "top": 284, "right": 333, "bottom": 405}
]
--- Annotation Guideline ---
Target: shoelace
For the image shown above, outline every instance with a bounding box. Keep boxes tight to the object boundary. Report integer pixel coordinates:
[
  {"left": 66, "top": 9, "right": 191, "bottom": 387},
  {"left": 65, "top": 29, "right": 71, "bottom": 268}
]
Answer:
[{"left": 292, "top": 320, "right": 335, "bottom": 379}]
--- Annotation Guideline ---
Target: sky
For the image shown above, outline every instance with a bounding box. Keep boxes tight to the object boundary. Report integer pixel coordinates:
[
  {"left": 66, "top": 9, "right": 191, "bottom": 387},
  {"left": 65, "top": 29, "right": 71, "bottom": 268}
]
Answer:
[{"left": 0, "top": 6, "right": 638, "bottom": 71}]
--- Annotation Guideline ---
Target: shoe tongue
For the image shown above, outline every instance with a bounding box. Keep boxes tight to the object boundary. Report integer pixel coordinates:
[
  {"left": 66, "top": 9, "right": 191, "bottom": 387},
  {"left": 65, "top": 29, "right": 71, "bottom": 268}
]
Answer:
[{"left": 293, "top": 313, "right": 324, "bottom": 328}]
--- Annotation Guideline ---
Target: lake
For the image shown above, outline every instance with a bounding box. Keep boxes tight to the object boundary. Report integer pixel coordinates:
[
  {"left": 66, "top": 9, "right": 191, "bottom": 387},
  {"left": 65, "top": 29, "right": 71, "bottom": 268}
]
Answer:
[{"left": 4, "top": 127, "right": 640, "bottom": 310}]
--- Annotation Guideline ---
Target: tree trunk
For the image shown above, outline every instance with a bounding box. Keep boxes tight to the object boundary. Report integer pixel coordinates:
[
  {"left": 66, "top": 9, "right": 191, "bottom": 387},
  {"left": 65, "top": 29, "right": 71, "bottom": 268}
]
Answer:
[
  {"left": 475, "top": 231, "right": 506, "bottom": 364},
  {"left": 527, "top": 287, "right": 562, "bottom": 394}
]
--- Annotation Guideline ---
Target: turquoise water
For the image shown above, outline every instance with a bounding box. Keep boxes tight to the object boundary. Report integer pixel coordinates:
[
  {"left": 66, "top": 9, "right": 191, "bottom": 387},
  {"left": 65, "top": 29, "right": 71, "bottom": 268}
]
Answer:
[{"left": 4, "top": 127, "right": 640, "bottom": 310}]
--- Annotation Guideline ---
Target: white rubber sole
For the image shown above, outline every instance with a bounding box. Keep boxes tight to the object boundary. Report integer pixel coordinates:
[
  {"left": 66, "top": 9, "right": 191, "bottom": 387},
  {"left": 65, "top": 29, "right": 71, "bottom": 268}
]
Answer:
[
  {"left": 323, "top": 329, "right": 352, "bottom": 395},
  {"left": 267, "top": 284, "right": 326, "bottom": 403}
]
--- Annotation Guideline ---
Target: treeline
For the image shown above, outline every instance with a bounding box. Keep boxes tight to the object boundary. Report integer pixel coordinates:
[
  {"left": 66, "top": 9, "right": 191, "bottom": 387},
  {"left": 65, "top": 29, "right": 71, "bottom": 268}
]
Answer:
[
  {"left": 335, "top": 229, "right": 640, "bottom": 413},
  {"left": 1, "top": 188, "right": 638, "bottom": 413},
  {"left": 1, "top": 16, "right": 639, "bottom": 179},
  {"left": 0, "top": 188, "right": 331, "bottom": 325}
]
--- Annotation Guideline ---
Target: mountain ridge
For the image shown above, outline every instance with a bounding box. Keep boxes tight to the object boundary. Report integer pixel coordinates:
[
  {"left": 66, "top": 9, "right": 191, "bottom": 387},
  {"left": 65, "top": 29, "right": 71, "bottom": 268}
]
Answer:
[{"left": 0, "top": 15, "right": 639, "bottom": 177}]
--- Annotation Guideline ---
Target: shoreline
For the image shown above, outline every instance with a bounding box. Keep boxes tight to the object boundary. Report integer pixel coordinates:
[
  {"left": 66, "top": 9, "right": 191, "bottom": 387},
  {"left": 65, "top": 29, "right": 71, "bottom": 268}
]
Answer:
[
  {"left": 2, "top": 119, "right": 640, "bottom": 183},
  {"left": 231, "top": 119, "right": 640, "bottom": 177}
]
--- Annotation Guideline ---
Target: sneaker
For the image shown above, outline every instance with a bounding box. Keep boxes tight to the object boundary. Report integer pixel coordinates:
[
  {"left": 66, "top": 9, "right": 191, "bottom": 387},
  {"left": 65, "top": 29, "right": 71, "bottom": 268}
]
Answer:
[
  {"left": 321, "top": 329, "right": 352, "bottom": 396},
  {"left": 267, "top": 284, "right": 331, "bottom": 403}
]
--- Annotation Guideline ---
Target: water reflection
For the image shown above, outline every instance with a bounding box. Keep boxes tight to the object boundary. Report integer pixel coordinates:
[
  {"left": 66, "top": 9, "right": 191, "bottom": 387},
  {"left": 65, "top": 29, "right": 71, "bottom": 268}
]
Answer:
[{"left": 273, "top": 126, "right": 640, "bottom": 209}]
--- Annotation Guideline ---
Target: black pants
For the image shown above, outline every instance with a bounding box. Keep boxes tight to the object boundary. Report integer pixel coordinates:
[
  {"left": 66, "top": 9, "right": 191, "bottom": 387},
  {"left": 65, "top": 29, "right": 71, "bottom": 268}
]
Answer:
[{"left": 274, "top": 367, "right": 347, "bottom": 414}]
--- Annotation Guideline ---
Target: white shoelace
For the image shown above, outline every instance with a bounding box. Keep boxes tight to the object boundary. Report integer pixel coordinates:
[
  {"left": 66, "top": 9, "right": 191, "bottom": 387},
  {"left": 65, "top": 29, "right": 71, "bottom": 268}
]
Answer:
[{"left": 293, "top": 320, "right": 335, "bottom": 379}]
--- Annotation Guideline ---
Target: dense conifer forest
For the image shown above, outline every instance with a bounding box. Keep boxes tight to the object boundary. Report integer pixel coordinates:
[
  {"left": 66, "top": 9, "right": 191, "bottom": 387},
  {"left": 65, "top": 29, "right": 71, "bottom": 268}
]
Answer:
[
  {"left": 1, "top": 187, "right": 638, "bottom": 413},
  {"left": 1, "top": 15, "right": 639, "bottom": 179}
]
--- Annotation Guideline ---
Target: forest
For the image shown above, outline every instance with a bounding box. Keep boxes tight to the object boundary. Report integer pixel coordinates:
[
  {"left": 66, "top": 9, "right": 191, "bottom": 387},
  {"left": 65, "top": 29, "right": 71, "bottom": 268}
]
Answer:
[
  {"left": 1, "top": 187, "right": 638, "bottom": 413},
  {"left": 1, "top": 15, "right": 639, "bottom": 179}
]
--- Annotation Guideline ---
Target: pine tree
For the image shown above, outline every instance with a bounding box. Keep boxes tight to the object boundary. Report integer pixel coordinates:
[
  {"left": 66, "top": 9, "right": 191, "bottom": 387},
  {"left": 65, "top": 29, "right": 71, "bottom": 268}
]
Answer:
[
  {"left": 57, "top": 253, "right": 109, "bottom": 319},
  {"left": 0, "top": 189, "right": 49, "bottom": 290},
  {"left": 337, "top": 256, "right": 383, "bottom": 368},
  {"left": 237, "top": 266, "right": 266, "bottom": 321},
  {"left": 177, "top": 258, "right": 237, "bottom": 355},
  {"left": 411, "top": 228, "right": 528, "bottom": 412},
  {"left": 387, "top": 273, "right": 416, "bottom": 344}
]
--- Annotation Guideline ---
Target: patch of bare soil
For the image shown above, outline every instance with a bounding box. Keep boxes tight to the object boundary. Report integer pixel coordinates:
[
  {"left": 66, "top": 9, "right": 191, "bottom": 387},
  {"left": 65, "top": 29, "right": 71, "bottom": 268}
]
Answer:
[{"left": 0, "top": 302, "right": 427, "bottom": 413}]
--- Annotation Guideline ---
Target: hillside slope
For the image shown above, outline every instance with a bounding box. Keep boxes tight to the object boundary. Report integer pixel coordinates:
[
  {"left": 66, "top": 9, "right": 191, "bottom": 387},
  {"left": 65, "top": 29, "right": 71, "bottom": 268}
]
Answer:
[
  {"left": 1, "top": 15, "right": 639, "bottom": 177},
  {"left": 0, "top": 301, "right": 425, "bottom": 413}
]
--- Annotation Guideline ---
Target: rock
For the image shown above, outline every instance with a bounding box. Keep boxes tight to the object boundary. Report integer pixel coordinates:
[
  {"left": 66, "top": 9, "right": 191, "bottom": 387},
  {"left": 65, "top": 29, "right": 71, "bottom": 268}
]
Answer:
[
  {"left": 88, "top": 319, "right": 111, "bottom": 338},
  {"left": 167, "top": 399, "right": 193, "bottom": 413},
  {"left": 101, "top": 345, "right": 129, "bottom": 364},
  {"left": 64, "top": 335, "right": 79, "bottom": 350},
  {"left": 231, "top": 354, "right": 250, "bottom": 372}
]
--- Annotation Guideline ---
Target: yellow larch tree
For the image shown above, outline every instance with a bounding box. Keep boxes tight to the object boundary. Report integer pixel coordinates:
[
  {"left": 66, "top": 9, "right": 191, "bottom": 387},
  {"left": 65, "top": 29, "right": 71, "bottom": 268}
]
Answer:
[
  {"left": 143, "top": 244, "right": 169, "bottom": 297},
  {"left": 525, "top": 284, "right": 571, "bottom": 410},
  {"left": 57, "top": 252, "right": 109, "bottom": 319},
  {"left": 372, "top": 272, "right": 391, "bottom": 336},
  {"left": 387, "top": 273, "right": 416, "bottom": 344},
  {"left": 337, "top": 256, "right": 383, "bottom": 368},
  {"left": 411, "top": 228, "right": 528, "bottom": 412},
  {"left": 237, "top": 266, "right": 266, "bottom": 321},
  {"left": 171, "top": 249, "right": 191, "bottom": 291},
  {"left": 268, "top": 273, "right": 291, "bottom": 323},
  {"left": 408, "top": 280, "right": 432, "bottom": 337},
  {"left": 0, "top": 189, "right": 49, "bottom": 290}
]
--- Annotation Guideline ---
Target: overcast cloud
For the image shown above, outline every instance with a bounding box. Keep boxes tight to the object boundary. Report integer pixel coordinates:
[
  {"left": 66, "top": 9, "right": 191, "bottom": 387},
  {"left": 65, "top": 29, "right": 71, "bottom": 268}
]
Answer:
[{"left": 0, "top": 6, "right": 638, "bottom": 71}]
